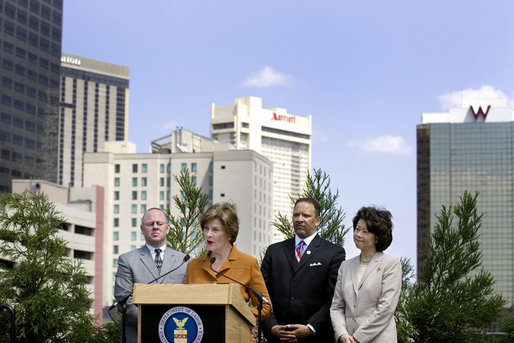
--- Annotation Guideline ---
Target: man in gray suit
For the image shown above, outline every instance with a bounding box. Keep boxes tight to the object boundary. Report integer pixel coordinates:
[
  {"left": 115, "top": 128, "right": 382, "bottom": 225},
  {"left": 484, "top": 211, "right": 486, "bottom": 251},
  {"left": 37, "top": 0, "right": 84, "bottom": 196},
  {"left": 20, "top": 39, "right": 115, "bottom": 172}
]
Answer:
[{"left": 114, "top": 207, "right": 188, "bottom": 343}]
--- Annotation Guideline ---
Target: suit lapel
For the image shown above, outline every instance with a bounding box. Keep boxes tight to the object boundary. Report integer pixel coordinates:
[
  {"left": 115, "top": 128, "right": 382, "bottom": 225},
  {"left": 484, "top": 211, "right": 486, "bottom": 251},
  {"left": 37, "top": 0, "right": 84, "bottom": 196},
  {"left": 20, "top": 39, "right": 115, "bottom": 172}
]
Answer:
[
  {"left": 158, "top": 248, "right": 177, "bottom": 284},
  {"left": 281, "top": 238, "right": 297, "bottom": 271},
  {"left": 358, "top": 252, "right": 383, "bottom": 289},
  {"left": 139, "top": 246, "right": 159, "bottom": 280},
  {"left": 351, "top": 256, "right": 360, "bottom": 294},
  {"left": 296, "top": 235, "right": 320, "bottom": 270}
]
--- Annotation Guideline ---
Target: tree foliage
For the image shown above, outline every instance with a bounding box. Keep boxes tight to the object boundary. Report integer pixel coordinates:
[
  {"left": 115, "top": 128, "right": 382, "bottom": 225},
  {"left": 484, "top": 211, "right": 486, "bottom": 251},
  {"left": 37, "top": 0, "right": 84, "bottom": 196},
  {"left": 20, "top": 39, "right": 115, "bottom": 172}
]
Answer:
[
  {"left": 396, "top": 257, "right": 417, "bottom": 343},
  {"left": 273, "top": 168, "right": 348, "bottom": 246},
  {"left": 0, "top": 191, "right": 100, "bottom": 343},
  {"left": 403, "top": 191, "right": 506, "bottom": 342},
  {"left": 166, "top": 169, "right": 210, "bottom": 256}
]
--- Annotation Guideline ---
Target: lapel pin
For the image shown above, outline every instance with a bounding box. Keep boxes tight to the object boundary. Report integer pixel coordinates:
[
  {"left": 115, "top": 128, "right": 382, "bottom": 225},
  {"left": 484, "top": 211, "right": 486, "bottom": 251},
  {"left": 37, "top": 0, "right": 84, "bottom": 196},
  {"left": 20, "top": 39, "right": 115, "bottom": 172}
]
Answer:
[
  {"left": 306, "top": 250, "right": 311, "bottom": 255},
  {"left": 377, "top": 267, "right": 381, "bottom": 272}
]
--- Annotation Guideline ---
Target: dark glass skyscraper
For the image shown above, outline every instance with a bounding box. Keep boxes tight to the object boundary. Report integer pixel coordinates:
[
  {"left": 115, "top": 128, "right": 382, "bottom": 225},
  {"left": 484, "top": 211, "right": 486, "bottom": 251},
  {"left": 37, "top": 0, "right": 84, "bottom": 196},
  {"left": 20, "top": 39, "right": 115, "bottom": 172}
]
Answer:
[
  {"left": 0, "top": 0, "right": 63, "bottom": 193},
  {"left": 417, "top": 98, "right": 514, "bottom": 307}
]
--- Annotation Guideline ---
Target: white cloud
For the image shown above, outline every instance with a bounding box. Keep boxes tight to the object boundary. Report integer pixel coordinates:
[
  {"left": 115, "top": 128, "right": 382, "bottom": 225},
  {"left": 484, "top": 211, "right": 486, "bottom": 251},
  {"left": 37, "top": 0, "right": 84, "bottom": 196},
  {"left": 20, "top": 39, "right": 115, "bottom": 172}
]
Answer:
[
  {"left": 241, "top": 66, "right": 292, "bottom": 88},
  {"left": 438, "top": 85, "right": 510, "bottom": 110},
  {"left": 347, "top": 135, "right": 412, "bottom": 155}
]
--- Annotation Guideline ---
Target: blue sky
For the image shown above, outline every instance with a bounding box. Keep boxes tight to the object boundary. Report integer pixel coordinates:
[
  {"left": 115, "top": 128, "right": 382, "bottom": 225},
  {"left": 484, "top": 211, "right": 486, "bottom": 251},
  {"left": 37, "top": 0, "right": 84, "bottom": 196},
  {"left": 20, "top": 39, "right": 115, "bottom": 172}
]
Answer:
[{"left": 62, "top": 0, "right": 514, "bottom": 268}]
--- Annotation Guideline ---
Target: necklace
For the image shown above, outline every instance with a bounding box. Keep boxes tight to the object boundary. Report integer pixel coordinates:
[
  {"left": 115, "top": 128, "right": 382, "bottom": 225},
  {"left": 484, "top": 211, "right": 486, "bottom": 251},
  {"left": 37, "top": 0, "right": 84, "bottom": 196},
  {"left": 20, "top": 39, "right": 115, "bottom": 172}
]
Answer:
[{"left": 360, "top": 255, "right": 371, "bottom": 263}]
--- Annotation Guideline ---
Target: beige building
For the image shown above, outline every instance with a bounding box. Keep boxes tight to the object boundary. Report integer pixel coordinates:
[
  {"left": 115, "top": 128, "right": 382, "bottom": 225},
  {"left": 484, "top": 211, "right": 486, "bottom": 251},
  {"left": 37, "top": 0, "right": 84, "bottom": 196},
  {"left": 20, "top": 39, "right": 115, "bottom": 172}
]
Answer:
[
  {"left": 11, "top": 179, "right": 105, "bottom": 320},
  {"left": 59, "top": 53, "right": 129, "bottom": 188},
  {"left": 83, "top": 128, "right": 273, "bottom": 309},
  {"left": 211, "top": 96, "right": 312, "bottom": 242}
]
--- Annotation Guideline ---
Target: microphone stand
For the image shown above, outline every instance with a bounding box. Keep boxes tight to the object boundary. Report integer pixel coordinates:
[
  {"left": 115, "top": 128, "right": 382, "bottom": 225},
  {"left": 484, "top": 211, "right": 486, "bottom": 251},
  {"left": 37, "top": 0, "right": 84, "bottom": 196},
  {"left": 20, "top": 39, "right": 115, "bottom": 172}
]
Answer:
[
  {"left": 210, "top": 257, "right": 268, "bottom": 343},
  {"left": 112, "top": 254, "right": 190, "bottom": 343}
]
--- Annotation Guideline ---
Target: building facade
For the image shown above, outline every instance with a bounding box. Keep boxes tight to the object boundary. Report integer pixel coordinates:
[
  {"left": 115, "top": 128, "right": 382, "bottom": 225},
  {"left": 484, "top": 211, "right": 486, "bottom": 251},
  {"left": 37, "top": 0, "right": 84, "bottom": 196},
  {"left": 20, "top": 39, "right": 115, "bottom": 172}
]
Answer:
[
  {"left": 417, "top": 98, "right": 514, "bottom": 307},
  {"left": 0, "top": 0, "right": 63, "bottom": 193},
  {"left": 83, "top": 130, "right": 273, "bottom": 309},
  {"left": 210, "top": 96, "right": 311, "bottom": 242},
  {"left": 11, "top": 179, "right": 105, "bottom": 319},
  {"left": 59, "top": 53, "right": 129, "bottom": 187}
]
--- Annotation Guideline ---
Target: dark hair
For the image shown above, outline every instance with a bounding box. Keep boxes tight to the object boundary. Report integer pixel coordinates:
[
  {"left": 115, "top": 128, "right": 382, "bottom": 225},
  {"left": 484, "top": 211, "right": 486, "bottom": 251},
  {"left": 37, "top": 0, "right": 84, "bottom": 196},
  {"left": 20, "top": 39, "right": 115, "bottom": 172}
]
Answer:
[
  {"left": 294, "top": 198, "right": 321, "bottom": 217},
  {"left": 201, "top": 203, "right": 239, "bottom": 244},
  {"left": 352, "top": 207, "right": 393, "bottom": 252}
]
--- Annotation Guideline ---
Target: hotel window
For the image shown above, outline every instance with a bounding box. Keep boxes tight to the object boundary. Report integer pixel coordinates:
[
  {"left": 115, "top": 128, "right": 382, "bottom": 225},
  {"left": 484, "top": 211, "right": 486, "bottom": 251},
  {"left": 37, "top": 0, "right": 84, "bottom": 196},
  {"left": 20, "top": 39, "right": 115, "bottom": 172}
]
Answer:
[
  {"left": 131, "top": 218, "right": 137, "bottom": 227},
  {"left": 115, "top": 164, "right": 120, "bottom": 173},
  {"left": 113, "top": 231, "right": 119, "bottom": 241},
  {"left": 160, "top": 191, "right": 164, "bottom": 200},
  {"left": 113, "top": 259, "right": 118, "bottom": 268},
  {"left": 113, "top": 245, "right": 119, "bottom": 254},
  {"left": 132, "top": 191, "right": 137, "bottom": 200},
  {"left": 114, "top": 177, "right": 120, "bottom": 187},
  {"left": 181, "top": 163, "right": 187, "bottom": 171},
  {"left": 132, "top": 177, "right": 137, "bottom": 187},
  {"left": 131, "top": 245, "right": 137, "bottom": 251},
  {"left": 141, "top": 204, "right": 147, "bottom": 213},
  {"left": 132, "top": 164, "right": 138, "bottom": 173},
  {"left": 142, "top": 163, "right": 147, "bottom": 173},
  {"left": 167, "top": 163, "right": 171, "bottom": 173},
  {"left": 114, "top": 205, "right": 119, "bottom": 214},
  {"left": 192, "top": 176, "right": 196, "bottom": 186},
  {"left": 160, "top": 177, "right": 164, "bottom": 187},
  {"left": 160, "top": 164, "right": 165, "bottom": 173},
  {"left": 114, "top": 191, "right": 119, "bottom": 200},
  {"left": 191, "top": 163, "right": 197, "bottom": 172},
  {"left": 113, "top": 218, "right": 119, "bottom": 227},
  {"left": 131, "top": 205, "right": 137, "bottom": 214},
  {"left": 141, "top": 191, "right": 147, "bottom": 200},
  {"left": 140, "top": 233, "right": 145, "bottom": 241},
  {"left": 141, "top": 177, "right": 147, "bottom": 187},
  {"left": 131, "top": 232, "right": 137, "bottom": 241}
]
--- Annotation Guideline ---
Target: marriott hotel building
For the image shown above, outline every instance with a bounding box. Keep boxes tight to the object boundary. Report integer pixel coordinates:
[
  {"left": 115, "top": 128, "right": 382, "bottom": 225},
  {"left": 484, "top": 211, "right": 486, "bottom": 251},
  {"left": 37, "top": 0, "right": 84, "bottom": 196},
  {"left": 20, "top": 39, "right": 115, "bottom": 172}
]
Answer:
[
  {"left": 211, "top": 97, "right": 312, "bottom": 242},
  {"left": 417, "top": 98, "right": 514, "bottom": 307}
]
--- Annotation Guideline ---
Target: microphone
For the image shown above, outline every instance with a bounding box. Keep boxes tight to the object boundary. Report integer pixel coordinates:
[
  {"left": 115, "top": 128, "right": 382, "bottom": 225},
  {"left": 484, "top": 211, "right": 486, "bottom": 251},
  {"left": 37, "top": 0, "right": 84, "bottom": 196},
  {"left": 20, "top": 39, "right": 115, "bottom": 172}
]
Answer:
[
  {"left": 110, "top": 254, "right": 191, "bottom": 310},
  {"left": 209, "top": 257, "right": 271, "bottom": 306},
  {"left": 148, "top": 254, "right": 191, "bottom": 284}
]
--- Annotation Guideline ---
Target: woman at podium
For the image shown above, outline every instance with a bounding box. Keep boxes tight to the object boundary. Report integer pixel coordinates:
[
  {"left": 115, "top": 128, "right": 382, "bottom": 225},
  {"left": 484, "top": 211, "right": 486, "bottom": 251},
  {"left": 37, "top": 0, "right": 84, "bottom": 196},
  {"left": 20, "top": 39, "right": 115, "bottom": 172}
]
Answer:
[{"left": 186, "top": 202, "right": 272, "bottom": 322}]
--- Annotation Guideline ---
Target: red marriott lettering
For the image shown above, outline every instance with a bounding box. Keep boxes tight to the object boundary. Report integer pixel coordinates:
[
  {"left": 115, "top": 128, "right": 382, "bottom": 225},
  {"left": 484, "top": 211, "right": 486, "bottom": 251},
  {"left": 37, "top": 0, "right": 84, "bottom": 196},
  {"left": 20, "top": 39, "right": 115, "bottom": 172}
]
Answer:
[
  {"left": 469, "top": 105, "right": 490, "bottom": 120},
  {"left": 272, "top": 112, "right": 296, "bottom": 123}
]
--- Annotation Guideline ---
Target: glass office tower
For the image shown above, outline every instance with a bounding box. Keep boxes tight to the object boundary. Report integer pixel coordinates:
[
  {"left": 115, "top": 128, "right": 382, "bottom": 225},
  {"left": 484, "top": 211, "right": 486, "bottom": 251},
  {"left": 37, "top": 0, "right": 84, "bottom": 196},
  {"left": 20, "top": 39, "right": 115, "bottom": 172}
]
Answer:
[
  {"left": 417, "top": 98, "right": 514, "bottom": 307},
  {"left": 0, "top": 0, "right": 63, "bottom": 193}
]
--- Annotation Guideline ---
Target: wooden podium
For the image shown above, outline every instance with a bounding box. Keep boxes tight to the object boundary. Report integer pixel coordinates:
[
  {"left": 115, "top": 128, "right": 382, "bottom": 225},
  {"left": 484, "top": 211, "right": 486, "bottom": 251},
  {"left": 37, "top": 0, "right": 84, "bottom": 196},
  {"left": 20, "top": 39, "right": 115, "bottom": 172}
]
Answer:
[{"left": 132, "top": 283, "right": 256, "bottom": 342}]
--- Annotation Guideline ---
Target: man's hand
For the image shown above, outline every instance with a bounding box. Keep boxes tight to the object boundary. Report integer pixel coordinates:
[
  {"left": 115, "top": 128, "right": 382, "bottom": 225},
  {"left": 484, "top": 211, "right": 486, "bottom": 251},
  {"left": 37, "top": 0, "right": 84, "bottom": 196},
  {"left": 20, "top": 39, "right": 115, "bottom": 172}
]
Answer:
[{"left": 271, "top": 324, "right": 313, "bottom": 342}]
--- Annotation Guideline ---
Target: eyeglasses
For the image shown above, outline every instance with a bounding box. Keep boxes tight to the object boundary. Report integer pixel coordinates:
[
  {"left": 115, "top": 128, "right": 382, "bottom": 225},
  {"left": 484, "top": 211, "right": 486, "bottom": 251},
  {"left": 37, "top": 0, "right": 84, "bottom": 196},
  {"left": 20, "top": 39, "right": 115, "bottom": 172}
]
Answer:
[{"left": 143, "top": 221, "right": 167, "bottom": 227}]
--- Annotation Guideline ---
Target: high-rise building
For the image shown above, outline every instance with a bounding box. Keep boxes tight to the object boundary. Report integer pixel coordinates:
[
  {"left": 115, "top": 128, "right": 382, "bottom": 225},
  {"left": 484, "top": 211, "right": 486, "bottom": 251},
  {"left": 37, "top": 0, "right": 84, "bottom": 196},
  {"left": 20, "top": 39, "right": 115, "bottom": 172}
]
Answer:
[
  {"left": 210, "top": 96, "right": 312, "bottom": 242},
  {"left": 83, "top": 128, "right": 273, "bottom": 309},
  {"left": 417, "top": 97, "right": 514, "bottom": 307},
  {"left": 59, "top": 53, "right": 129, "bottom": 187},
  {"left": 0, "top": 0, "right": 63, "bottom": 193}
]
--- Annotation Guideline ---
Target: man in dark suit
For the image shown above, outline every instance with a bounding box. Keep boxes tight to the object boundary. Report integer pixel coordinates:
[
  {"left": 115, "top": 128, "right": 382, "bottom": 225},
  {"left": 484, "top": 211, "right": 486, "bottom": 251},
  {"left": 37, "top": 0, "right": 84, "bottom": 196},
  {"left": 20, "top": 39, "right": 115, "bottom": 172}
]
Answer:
[
  {"left": 114, "top": 208, "right": 188, "bottom": 343},
  {"left": 261, "top": 198, "right": 346, "bottom": 342}
]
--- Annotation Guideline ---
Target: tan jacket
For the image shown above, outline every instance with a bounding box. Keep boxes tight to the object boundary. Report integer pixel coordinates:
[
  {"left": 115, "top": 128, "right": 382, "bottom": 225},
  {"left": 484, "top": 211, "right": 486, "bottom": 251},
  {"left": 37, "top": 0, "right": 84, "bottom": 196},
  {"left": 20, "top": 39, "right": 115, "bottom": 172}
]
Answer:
[
  {"left": 186, "top": 246, "right": 272, "bottom": 319},
  {"left": 330, "top": 252, "right": 402, "bottom": 343}
]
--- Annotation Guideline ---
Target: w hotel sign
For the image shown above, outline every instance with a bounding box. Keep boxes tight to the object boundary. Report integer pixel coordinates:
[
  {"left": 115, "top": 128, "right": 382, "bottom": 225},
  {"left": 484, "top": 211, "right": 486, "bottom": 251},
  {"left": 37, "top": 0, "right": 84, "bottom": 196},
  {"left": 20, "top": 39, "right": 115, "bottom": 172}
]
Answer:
[{"left": 469, "top": 105, "right": 491, "bottom": 120}]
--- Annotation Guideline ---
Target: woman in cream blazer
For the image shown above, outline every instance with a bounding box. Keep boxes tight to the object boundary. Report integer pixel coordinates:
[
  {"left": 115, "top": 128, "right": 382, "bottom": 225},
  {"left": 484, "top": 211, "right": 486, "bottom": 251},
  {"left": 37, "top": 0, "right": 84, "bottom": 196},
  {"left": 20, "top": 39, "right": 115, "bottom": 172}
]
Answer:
[{"left": 330, "top": 207, "right": 402, "bottom": 343}]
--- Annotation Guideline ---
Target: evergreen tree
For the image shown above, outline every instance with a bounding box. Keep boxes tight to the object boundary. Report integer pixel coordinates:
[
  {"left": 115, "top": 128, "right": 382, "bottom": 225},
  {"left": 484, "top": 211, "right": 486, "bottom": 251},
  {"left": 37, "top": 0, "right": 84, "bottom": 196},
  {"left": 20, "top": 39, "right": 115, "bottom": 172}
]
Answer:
[
  {"left": 166, "top": 169, "right": 210, "bottom": 256},
  {"left": 395, "top": 257, "right": 417, "bottom": 343},
  {"left": 0, "top": 191, "right": 99, "bottom": 343},
  {"left": 273, "top": 168, "right": 348, "bottom": 246},
  {"left": 404, "top": 191, "right": 505, "bottom": 342}
]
